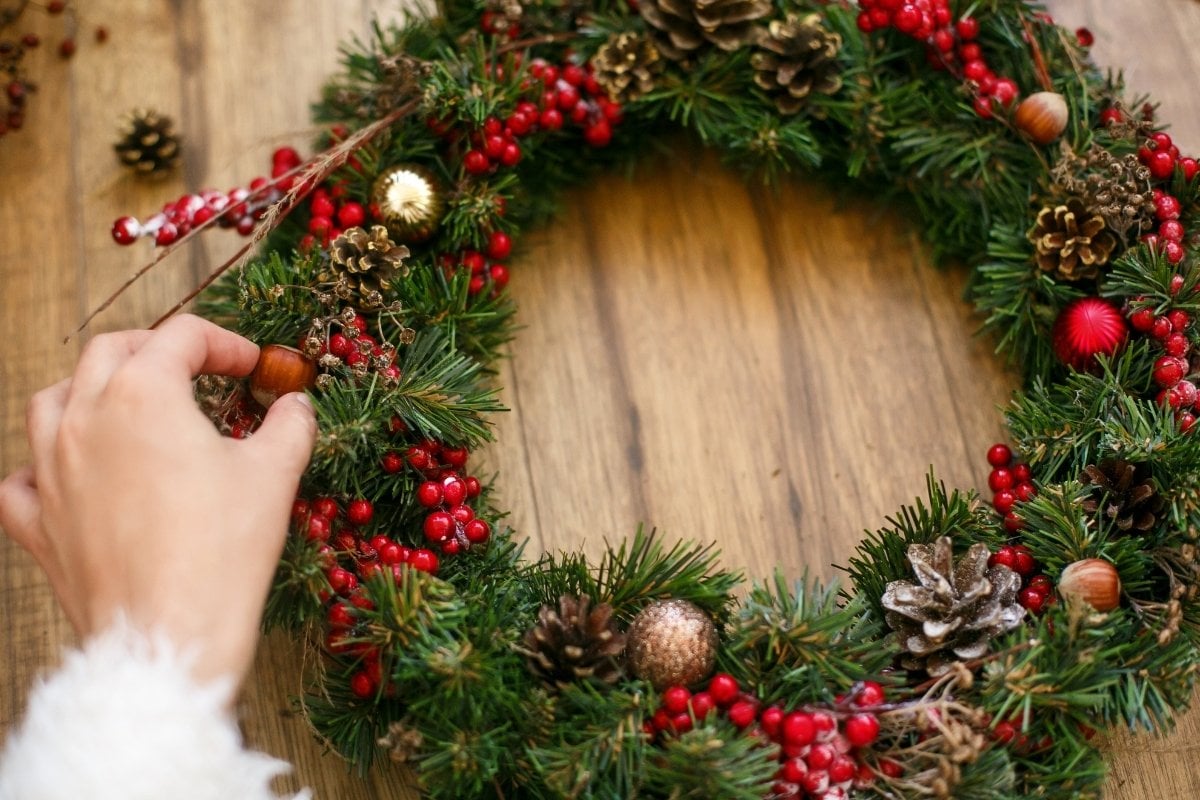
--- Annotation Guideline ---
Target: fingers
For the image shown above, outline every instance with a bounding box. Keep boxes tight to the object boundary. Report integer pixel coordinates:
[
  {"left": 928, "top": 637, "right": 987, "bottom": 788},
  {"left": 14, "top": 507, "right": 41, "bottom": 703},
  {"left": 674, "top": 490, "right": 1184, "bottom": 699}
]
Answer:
[
  {"left": 247, "top": 393, "right": 317, "bottom": 479},
  {"left": 0, "top": 466, "right": 45, "bottom": 558},
  {"left": 26, "top": 378, "right": 70, "bottom": 482},
  {"left": 68, "top": 330, "right": 154, "bottom": 402},
  {"left": 127, "top": 315, "right": 260, "bottom": 386}
]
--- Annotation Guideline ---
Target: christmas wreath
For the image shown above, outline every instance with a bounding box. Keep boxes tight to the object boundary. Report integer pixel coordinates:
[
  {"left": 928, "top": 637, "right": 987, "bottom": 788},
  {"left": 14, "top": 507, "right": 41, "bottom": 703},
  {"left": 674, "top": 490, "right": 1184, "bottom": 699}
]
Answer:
[{"left": 104, "top": 0, "right": 1200, "bottom": 797}]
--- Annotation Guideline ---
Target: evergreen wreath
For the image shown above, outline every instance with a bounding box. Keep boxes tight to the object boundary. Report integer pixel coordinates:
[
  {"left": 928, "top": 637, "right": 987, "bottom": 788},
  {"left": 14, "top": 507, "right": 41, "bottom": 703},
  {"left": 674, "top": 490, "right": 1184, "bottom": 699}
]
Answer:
[{"left": 103, "top": 0, "right": 1200, "bottom": 797}]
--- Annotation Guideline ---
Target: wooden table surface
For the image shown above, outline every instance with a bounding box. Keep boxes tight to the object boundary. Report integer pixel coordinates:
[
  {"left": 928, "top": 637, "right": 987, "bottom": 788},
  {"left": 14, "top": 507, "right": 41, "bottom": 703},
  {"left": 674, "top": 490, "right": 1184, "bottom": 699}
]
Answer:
[{"left": 2, "top": 1, "right": 1199, "bottom": 797}]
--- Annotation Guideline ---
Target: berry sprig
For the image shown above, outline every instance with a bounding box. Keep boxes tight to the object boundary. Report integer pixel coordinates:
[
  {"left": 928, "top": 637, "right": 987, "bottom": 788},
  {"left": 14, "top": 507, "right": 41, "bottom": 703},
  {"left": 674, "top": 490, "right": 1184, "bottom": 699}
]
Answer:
[
  {"left": 440, "top": 230, "right": 513, "bottom": 296},
  {"left": 645, "top": 674, "right": 890, "bottom": 800},
  {"left": 1130, "top": 300, "right": 1199, "bottom": 430},
  {"left": 854, "top": 1, "right": 1021, "bottom": 119},
  {"left": 985, "top": 442, "right": 1036, "bottom": 530},
  {"left": 110, "top": 145, "right": 305, "bottom": 246},
  {"left": 299, "top": 308, "right": 406, "bottom": 388},
  {"left": 411, "top": 442, "right": 491, "bottom": 556}
]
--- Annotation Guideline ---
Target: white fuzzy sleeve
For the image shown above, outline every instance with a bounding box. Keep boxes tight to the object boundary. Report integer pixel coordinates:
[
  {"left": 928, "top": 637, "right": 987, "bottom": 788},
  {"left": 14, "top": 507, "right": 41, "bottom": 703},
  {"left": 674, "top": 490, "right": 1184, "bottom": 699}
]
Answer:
[{"left": 0, "top": 621, "right": 308, "bottom": 800}]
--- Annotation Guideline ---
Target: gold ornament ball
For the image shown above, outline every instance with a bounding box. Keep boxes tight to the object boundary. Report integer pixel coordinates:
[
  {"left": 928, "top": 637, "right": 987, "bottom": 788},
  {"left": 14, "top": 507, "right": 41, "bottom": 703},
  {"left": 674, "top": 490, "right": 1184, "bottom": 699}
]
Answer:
[
  {"left": 1014, "top": 91, "right": 1069, "bottom": 146},
  {"left": 370, "top": 165, "right": 443, "bottom": 244},
  {"left": 1058, "top": 558, "right": 1121, "bottom": 612},
  {"left": 626, "top": 598, "right": 718, "bottom": 690}
]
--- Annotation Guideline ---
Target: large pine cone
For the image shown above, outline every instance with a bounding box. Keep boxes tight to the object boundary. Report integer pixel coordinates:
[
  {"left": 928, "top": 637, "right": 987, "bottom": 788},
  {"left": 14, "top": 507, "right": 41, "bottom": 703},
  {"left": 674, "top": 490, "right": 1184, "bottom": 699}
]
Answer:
[
  {"left": 113, "top": 108, "right": 181, "bottom": 177},
  {"left": 519, "top": 595, "right": 626, "bottom": 688},
  {"left": 882, "top": 537, "right": 1025, "bottom": 676},
  {"left": 1028, "top": 198, "right": 1118, "bottom": 281},
  {"left": 639, "top": 0, "right": 770, "bottom": 61},
  {"left": 750, "top": 13, "right": 843, "bottom": 115},
  {"left": 321, "top": 225, "right": 409, "bottom": 308},
  {"left": 591, "top": 32, "right": 664, "bottom": 104},
  {"left": 1080, "top": 459, "right": 1163, "bottom": 534}
]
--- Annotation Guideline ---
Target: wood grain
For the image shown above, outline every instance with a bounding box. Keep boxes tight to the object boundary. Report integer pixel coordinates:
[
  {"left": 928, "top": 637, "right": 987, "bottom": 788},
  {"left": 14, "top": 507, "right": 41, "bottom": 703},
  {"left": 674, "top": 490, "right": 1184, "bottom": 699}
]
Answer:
[{"left": 0, "top": 2, "right": 1197, "bottom": 797}]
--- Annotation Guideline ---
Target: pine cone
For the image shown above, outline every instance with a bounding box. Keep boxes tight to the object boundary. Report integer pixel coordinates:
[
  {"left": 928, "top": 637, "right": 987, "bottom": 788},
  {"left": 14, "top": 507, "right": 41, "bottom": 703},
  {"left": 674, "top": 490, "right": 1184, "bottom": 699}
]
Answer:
[
  {"left": 639, "top": 0, "right": 770, "bottom": 61},
  {"left": 882, "top": 537, "right": 1025, "bottom": 676},
  {"left": 113, "top": 109, "right": 181, "bottom": 177},
  {"left": 1080, "top": 459, "right": 1164, "bottom": 534},
  {"left": 1028, "top": 198, "right": 1118, "bottom": 281},
  {"left": 519, "top": 595, "right": 626, "bottom": 688},
  {"left": 750, "top": 13, "right": 843, "bottom": 115},
  {"left": 590, "top": 32, "right": 664, "bottom": 104},
  {"left": 321, "top": 226, "right": 409, "bottom": 308}
]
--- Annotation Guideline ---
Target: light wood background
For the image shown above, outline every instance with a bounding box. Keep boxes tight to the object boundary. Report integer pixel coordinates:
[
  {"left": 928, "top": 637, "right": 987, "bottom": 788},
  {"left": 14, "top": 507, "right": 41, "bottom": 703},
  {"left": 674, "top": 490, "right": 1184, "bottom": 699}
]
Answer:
[{"left": 1, "top": 1, "right": 1198, "bottom": 797}]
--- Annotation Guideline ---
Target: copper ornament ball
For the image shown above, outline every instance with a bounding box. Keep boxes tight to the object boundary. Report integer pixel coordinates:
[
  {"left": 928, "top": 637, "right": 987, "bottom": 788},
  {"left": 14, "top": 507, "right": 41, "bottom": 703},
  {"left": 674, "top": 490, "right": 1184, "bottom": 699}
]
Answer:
[
  {"left": 370, "top": 164, "right": 444, "bottom": 244},
  {"left": 249, "top": 344, "right": 317, "bottom": 407},
  {"left": 626, "top": 598, "right": 719, "bottom": 690}
]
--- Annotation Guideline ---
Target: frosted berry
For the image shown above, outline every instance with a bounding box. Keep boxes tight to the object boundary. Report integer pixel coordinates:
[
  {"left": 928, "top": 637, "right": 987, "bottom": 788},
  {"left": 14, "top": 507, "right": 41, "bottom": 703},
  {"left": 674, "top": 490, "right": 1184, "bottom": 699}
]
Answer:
[
  {"left": 854, "top": 680, "right": 886, "bottom": 707},
  {"left": 112, "top": 216, "right": 140, "bottom": 245}
]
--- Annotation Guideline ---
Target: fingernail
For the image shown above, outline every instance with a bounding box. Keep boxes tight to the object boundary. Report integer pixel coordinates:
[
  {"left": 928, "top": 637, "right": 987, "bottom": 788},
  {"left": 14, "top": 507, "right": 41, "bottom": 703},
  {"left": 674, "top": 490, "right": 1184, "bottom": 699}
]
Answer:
[{"left": 293, "top": 392, "right": 313, "bottom": 410}]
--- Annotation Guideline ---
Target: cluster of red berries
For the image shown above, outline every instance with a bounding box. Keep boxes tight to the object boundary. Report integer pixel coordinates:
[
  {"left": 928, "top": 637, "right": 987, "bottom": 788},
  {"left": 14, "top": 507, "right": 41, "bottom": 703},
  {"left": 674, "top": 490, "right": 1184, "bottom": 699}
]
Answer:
[
  {"left": 1137, "top": 130, "right": 1200, "bottom": 186},
  {"left": 110, "top": 145, "right": 305, "bottom": 247},
  {"left": 440, "top": 230, "right": 513, "bottom": 296},
  {"left": 646, "top": 675, "right": 893, "bottom": 800},
  {"left": 854, "top": 2, "right": 1020, "bottom": 119},
  {"left": 1130, "top": 301, "right": 1199, "bottom": 429},
  {"left": 407, "top": 445, "right": 490, "bottom": 556},
  {"left": 302, "top": 311, "right": 402, "bottom": 384},
  {"left": 300, "top": 187, "right": 371, "bottom": 253},
  {"left": 989, "top": 543, "right": 1052, "bottom": 614},
  {"left": 985, "top": 443, "right": 1036, "bottom": 531},
  {"left": 0, "top": 1, "right": 100, "bottom": 138}
]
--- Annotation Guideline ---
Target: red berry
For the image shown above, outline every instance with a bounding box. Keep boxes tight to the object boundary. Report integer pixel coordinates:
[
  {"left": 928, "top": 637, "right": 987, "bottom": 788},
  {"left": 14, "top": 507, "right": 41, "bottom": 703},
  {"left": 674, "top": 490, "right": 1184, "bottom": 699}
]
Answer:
[
  {"left": 417, "top": 481, "right": 443, "bottom": 507},
  {"left": 806, "top": 742, "right": 835, "bottom": 770},
  {"left": 1155, "top": 355, "right": 1187, "bottom": 387},
  {"left": 1019, "top": 586, "right": 1046, "bottom": 613},
  {"left": 1156, "top": 194, "right": 1182, "bottom": 221},
  {"left": 313, "top": 497, "right": 339, "bottom": 519},
  {"left": 381, "top": 451, "right": 404, "bottom": 473},
  {"left": 1130, "top": 307, "right": 1156, "bottom": 333},
  {"left": 992, "top": 79, "right": 1018, "bottom": 107},
  {"left": 442, "top": 447, "right": 469, "bottom": 469},
  {"left": 1152, "top": 316, "right": 1174, "bottom": 340},
  {"left": 690, "top": 691, "right": 716, "bottom": 720},
  {"left": 1028, "top": 575, "right": 1053, "bottom": 593},
  {"left": 992, "top": 720, "right": 1017, "bottom": 744},
  {"left": 986, "top": 443, "right": 1012, "bottom": 467},
  {"left": 801, "top": 771, "right": 829, "bottom": 796},
  {"left": 464, "top": 150, "right": 491, "bottom": 175},
  {"left": 306, "top": 514, "right": 332, "bottom": 542},
  {"left": 956, "top": 16, "right": 979, "bottom": 39},
  {"left": 780, "top": 757, "right": 808, "bottom": 783},
  {"left": 347, "top": 498, "right": 374, "bottom": 526},
  {"left": 1169, "top": 379, "right": 1198, "bottom": 408},
  {"left": 708, "top": 673, "right": 739, "bottom": 706},
  {"left": 327, "top": 567, "right": 356, "bottom": 595},
  {"left": 1012, "top": 545, "right": 1036, "bottom": 577},
  {"left": 855, "top": 680, "right": 886, "bottom": 707},
  {"left": 584, "top": 119, "right": 613, "bottom": 148},
  {"left": 155, "top": 222, "right": 179, "bottom": 247},
  {"left": 407, "top": 548, "right": 439, "bottom": 573},
  {"left": 1168, "top": 309, "right": 1191, "bottom": 332},
  {"left": 337, "top": 201, "right": 366, "bottom": 228},
  {"left": 465, "top": 476, "right": 482, "bottom": 498},
  {"left": 843, "top": 713, "right": 881, "bottom": 747},
  {"left": 988, "top": 467, "right": 1014, "bottom": 492},
  {"left": 1181, "top": 158, "right": 1199, "bottom": 181},
  {"left": 1014, "top": 482, "right": 1037, "bottom": 502},
  {"left": 1160, "top": 220, "right": 1185, "bottom": 242},
  {"left": 540, "top": 108, "right": 563, "bottom": 131},
  {"left": 500, "top": 142, "right": 521, "bottom": 166},
  {"left": 727, "top": 699, "right": 758, "bottom": 728},
  {"left": 442, "top": 475, "right": 467, "bottom": 506},
  {"left": 989, "top": 545, "right": 1018, "bottom": 571},
  {"left": 407, "top": 446, "right": 432, "bottom": 470},
  {"left": 993, "top": 490, "right": 1016, "bottom": 515},
  {"left": 1075, "top": 27, "right": 1094, "bottom": 47},
  {"left": 424, "top": 511, "right": 454, "bottom": 542},
  {"left": 378, "top": 542, "right": 403, "bottom": 565},
  {"left": 464, "top": 518, "right": 490, "bottom": 543},
  {"left": 328, "top": 602, "right": 355, "bottom": 629},
  {"left": 487, "top": 231, "right": 512, "bottom": 260},
  {"left": 350, "top": 670, "right": 376, "bottom": 699},
  {"left": 782, "top": 712, "right": 816, "bottom": 746},
  {"left": 111, "top": 216, "right": 141, "bottom": 245},
  {"left": 1148, "top": 150, "right": 1176, "bottom": 180},
  {"left": 662, "top": 686, "right": 691, "bottom": 714},
  {"left": 811, "top": 711, "right": 837, "bottom": 739},
  {"left": 1003, "top": 512, "right": 1025, "bottom": 532},
  {"left": 670, "top": 712, "right": 693, "bottom": 733},
  {"left": 449, "top": 504, "right": 474, "bottom": 524},
  {"left": 759, "top": 706, "right": 784, "bottom": 739},
  {"left": 829, "top": 755, "right": 857, "bottom": 783},
  {"left": 489, "top": 263, "right": 510, "bottom": 289}
]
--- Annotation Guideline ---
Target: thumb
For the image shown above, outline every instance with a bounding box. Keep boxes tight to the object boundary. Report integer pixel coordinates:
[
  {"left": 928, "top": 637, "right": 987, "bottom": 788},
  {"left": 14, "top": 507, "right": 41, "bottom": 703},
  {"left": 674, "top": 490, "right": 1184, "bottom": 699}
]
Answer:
[{"left": 248, "top": 392, "right": 317, "bottom": 478}]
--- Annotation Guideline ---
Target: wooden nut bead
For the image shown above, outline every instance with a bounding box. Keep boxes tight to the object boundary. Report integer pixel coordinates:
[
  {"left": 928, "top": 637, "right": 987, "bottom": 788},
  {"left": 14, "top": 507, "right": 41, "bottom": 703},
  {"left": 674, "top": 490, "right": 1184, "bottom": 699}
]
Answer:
[
  {"left": 249, "top": 344, "right": 317, "bottom": 407},
  {"left": 1014, "top": 91, "right": 1068, "bottom": 145},
  {"left": 1058, "top": 558, "right": 1120, "bottom": 612}
]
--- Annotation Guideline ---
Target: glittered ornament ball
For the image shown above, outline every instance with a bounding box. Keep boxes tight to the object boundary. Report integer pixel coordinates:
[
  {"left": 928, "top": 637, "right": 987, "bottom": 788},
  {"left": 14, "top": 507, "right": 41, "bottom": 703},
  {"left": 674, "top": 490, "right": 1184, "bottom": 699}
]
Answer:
[
  {"left": 370, "top": 164, "right": 443, "bottom": 243},
  {"left": 1052, "top": 297, "right": 1128, "bottom": 372},
  {"left": 626, "top": 598, "right": 718, "bottom": 690}
]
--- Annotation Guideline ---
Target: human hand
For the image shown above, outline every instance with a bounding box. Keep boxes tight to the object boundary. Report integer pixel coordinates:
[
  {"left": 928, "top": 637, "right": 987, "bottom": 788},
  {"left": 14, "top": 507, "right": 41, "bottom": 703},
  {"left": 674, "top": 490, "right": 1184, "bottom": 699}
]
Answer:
[{"left": 0, "top": 314, "right": 316, "bottom": 686}]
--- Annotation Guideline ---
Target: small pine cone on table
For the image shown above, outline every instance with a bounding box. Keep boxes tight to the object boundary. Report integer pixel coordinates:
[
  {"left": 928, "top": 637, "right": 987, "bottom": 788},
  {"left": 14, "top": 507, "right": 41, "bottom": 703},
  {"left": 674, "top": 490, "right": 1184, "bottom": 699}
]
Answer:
[
  {"left": 1027, "top": 198, "right": 1118, "bottom": 282},
  {"left": 1080, "top": 459, "right": 1164, "bottom": 534},
  {"left": 639, "top": 0, "right": 771, "bottom": 61},
  {"left": 519, "top": 595, "right": 626, "bottom": 689},
  {"left": 590, "top": 32, "right": 664, "bottom": 104},
  {"left": 320, "top": 225, "right": 410, "bottom": 307},
  {"left": 882, "top": 537, "right": 1025, "bottom": 676},
  {"left": 113, "top": 108, "right": 182, "bottom": 177},
  {"left": 750, "top": 13, "right": 843, "bottom": 115}
]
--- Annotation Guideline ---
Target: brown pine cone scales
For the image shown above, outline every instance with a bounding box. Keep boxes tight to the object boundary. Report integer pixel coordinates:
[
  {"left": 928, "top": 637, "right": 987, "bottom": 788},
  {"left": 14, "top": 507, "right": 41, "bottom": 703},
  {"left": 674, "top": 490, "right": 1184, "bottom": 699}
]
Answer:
[
  {"left": 639, "top": 0, "right": 770, "bottom": 61},
  {"left": 1027, "top": 198, "right": 1118, "bottom": 281},
  {"left": 882, "top": 537, "right": 1025, "bottom": 676},
  {"left": 750, "top": 13, "right": 843, "bottom": 115},
  {"left": 113, "top": 108, "right": 181, "bottom": 176},
  {"left": 321, "top": 225, "right": 410, "bottom": 308},
  {"left": 590, "top": 32, "right": 664, "bottom": 104},
  {"left": 520, "top": 595, "right": 626, "bottom": 688},
  {"left": 1080, "top": 459, "right": 1164, "bottom": 534}
]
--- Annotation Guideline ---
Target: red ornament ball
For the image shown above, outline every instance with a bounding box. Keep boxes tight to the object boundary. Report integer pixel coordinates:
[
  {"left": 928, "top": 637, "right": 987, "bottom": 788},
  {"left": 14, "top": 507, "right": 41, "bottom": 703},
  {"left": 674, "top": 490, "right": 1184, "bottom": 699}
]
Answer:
[{"left": 1052, "top": 298, "right": 1128, "bottom": 372}]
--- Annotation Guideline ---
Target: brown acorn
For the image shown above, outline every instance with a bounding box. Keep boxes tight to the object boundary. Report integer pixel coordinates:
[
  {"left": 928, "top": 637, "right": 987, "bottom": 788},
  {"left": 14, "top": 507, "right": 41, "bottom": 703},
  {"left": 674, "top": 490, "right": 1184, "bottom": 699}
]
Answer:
[
  {"left": 1014, "top": 91, "right": 1068, "bottom": 145},
  {"left": 1058, "top": 558, "right": 1120, "bottom": 611},
  {"left": 249, "top": 344, "right": 317, "bottom": 407}
]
